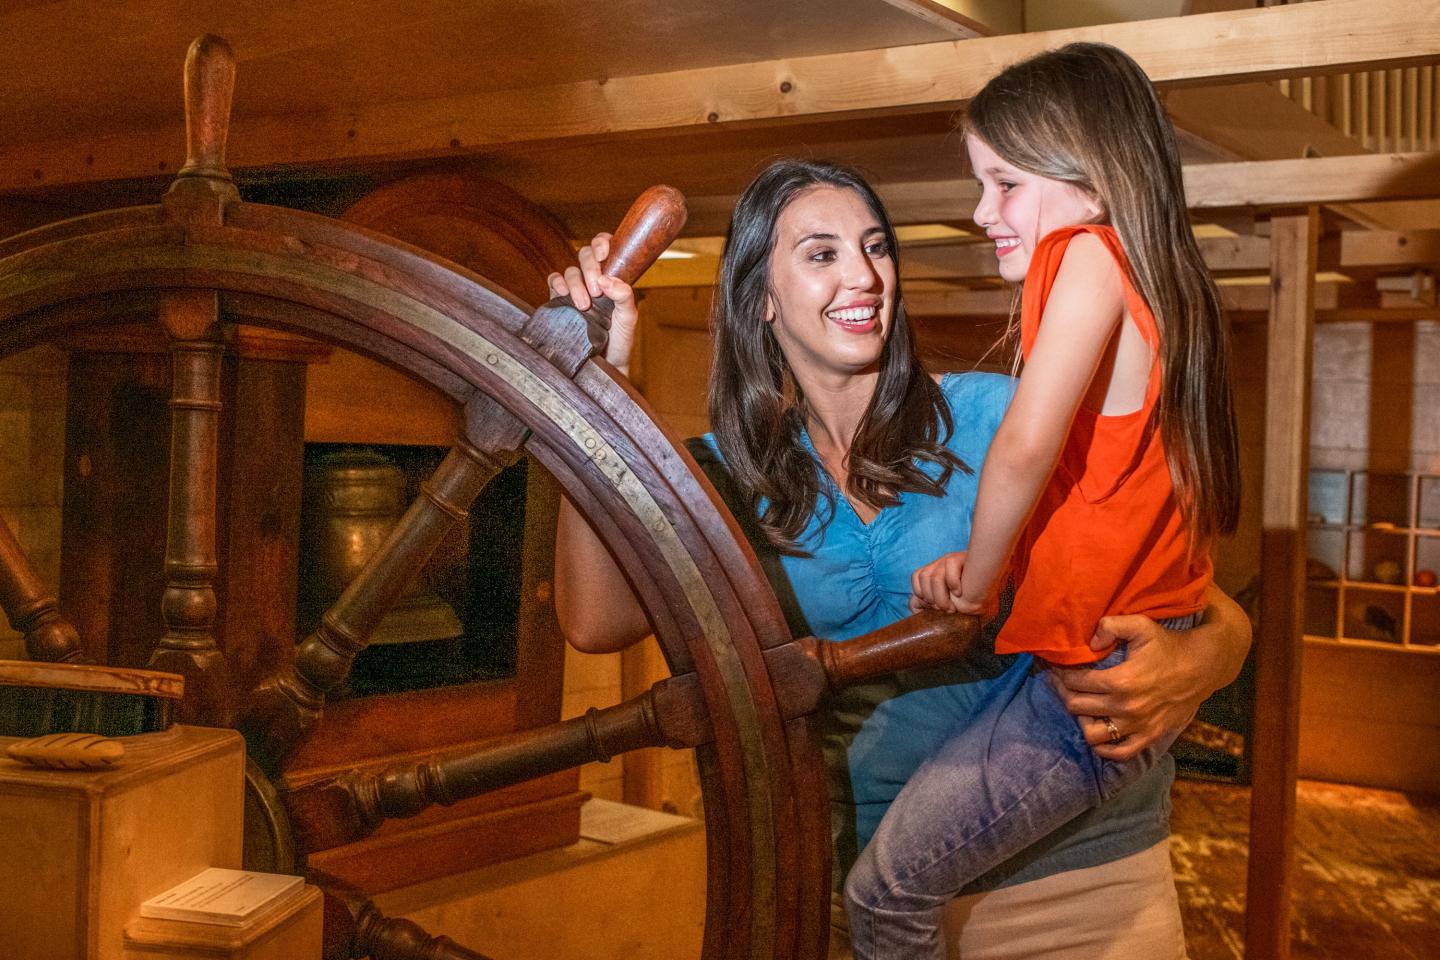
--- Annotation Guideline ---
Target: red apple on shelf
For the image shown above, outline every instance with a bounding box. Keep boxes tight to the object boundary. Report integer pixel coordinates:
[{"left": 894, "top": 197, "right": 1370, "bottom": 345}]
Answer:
[{"left": 1416, "top": 569, "right": 1438, "bottom": 588}]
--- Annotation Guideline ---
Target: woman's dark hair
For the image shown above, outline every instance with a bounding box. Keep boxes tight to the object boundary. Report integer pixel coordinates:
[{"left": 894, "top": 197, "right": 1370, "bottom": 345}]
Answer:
[
  {"left": 709, "top": 158, "right": 966, "bottom": 554},
  {"left": 965, "top": 42, "right": 1241, "bottom": 542}
]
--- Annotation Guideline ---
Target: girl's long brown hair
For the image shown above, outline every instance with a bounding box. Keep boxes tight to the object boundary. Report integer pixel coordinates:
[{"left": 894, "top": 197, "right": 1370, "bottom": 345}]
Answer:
[
  {"left": 709, "top": 159, "right": 967, "bottom": 554},
  {"left": 965, "top": 42, "right": 1241, "bottom": 543}
]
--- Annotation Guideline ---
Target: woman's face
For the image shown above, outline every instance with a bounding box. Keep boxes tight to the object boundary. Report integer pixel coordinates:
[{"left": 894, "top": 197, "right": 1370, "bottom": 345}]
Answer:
[
  {"left": 764, "top": 185, "right": 897, "bottom": 383},
  {"left": 965, "top": 134, "right": 1101, "bottom": 283}
]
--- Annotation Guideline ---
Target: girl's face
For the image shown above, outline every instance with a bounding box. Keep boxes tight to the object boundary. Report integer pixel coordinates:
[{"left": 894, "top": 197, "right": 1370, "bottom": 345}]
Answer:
[
  {"left": 965, "top": 134, "right": 1102, "bottom": 283},
  {"left": 765, "top": 185, "right": 897, "bottom": 382}
]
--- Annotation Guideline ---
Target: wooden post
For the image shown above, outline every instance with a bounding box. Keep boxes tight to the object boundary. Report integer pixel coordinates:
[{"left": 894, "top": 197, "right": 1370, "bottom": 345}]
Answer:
[
  {"left": 1245, "top": 207, "right": 1318, "bottom": 960},
  {"left": 621, "top": 639, "right": 667, "bottom": 809}
]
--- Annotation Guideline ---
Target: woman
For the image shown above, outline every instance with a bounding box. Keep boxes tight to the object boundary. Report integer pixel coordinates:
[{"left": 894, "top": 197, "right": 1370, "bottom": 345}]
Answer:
[{"left": 552, "top": 159, "right": 1249, "bottom": 959}]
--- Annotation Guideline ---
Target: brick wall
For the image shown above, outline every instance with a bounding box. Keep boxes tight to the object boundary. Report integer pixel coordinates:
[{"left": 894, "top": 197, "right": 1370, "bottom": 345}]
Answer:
[{"left": 0, "top": 346, "right": 67, "bottom": 661}]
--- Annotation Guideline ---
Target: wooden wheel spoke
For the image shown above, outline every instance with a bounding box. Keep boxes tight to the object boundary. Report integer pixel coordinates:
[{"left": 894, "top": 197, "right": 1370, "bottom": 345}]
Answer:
[
  {"left": 145, "top": 289, "right": 233, "bottom": 724},
  {"left": 522, "top": 184, "right": 687, "bottom": 374},
  {"left": 286, "top": 669, "right": 710, "bottom": 854},
  {"left": 796, "top": 608, "right": 983, "bottom": 695},
  {"left": 0, "top": 509, "right": 83, "bottom": 663},
  {"left": 143, "top": 36, "right": 242, "bottom": 724},
  {"left": 321, "top": 887, "right": 495, "bottom": 960},
  {"left": 240, "top": 398, "right": 527, "bottom": 770},
  {"left": 754, "top": 609, "right": 980, "bottom": 725}
]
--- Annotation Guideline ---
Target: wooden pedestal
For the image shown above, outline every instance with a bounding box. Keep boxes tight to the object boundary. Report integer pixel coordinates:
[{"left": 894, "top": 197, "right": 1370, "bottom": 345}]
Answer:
[
  {"left": 0, "top": 725, "right": 245, "bottom": 960},
  {"left": 375, "top": 799, "right": 706, "bottom": 960}
]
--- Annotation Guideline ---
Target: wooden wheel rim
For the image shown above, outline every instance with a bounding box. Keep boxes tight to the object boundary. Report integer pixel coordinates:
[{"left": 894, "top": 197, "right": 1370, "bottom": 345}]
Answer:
[{"left": 0, "top": 199, "right": 829, "bottom": 960}]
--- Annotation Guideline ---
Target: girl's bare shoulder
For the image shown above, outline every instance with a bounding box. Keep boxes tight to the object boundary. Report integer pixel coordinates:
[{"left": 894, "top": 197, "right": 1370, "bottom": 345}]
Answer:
[{"left": 1056, "top": 229, "right": 1122, "bottom": 275}]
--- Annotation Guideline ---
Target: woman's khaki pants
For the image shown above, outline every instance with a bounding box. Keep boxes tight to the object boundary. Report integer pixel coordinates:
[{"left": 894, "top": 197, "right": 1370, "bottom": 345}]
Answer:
[{"left": 829, "top": 840, "right": 1188, "bottom": 960}]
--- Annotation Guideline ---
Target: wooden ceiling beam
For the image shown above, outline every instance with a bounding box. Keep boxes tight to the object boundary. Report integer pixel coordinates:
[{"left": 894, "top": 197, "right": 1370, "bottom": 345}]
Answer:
[
  {"left": 1166, "top": 82, "right": 1366, "bottom": 162},
  {"left": 1165, "top": 81, "right": 1440, "bottom": 230},
  {"left": 558, "top": 151, "right": 1440, "bottom": 241},
  {"left": 555, "top": 180, "right": 984, "bottom": 238},
  {"left": 900, "top": 229, "right": 1440, "bottom": 282},
  {"left": 1341, "top": 228, "right": 1440, "bottom": 267},
  {"left": 874, "top": 1, "right": 994, "bottom": 38},
  {"left": 1185, "top": 151, "right": 1440, "bottom": 210},
  {"left": 3, "top": 0, "right": 1438, "bottom": 194},
  {"left": 903, "top": 282, "right": 1440, "bottom": 323}
]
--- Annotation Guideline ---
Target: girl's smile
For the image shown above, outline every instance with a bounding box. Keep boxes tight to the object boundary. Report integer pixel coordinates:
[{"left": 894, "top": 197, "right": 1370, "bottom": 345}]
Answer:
[{"left": 992, "top": 236, "right": 1022, "bottom": 258}]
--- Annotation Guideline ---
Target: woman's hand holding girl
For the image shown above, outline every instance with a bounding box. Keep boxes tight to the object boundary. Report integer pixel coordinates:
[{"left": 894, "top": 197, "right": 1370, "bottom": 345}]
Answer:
[
  {"left": 1050, "top": 585, "right": 1252, "bottom": 761},
  {"left": 545, "top": 232, "right": 639, "bottom": 376}
]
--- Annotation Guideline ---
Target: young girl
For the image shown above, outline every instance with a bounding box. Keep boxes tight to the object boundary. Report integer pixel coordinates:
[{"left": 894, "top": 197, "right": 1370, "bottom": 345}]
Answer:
[{"left": 843, "top": 42, "right": 1241, "bottom": 959}]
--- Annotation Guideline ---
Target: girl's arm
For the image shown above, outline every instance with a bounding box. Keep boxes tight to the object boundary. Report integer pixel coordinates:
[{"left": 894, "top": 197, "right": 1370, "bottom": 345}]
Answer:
[
  {"left": 953, "top": 233, "right": 1127, "bottom": 610},
  {"left": 550, "top": 236, "right": 652, "bottom": 653},
  {"left": 1051, "top": 582, "right": 1253, "bottom": 760}
]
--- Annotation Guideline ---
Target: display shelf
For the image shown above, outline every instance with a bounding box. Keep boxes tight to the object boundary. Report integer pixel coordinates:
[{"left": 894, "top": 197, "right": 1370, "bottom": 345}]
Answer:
[
  {"left": 1411, "top": 591, "right": 1440, "bottom": 646},
  {"left": 1305, "top": 469, "right": 1440, "bottom": 652},
  {"left": 1329, "top": 580, "right": 1411, "bottom": 593},
  {"left": 1419, "top": 475, "right": 1440, "bottom": 528}
]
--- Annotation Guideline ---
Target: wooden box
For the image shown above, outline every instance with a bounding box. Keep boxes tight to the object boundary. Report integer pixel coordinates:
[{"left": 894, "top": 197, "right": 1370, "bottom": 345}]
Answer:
[{"left": 0, "top": 725, "right": 245, "bottom": 960}]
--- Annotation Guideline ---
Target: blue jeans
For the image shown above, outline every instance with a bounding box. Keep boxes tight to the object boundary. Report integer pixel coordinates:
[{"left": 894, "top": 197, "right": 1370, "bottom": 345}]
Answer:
[{"left": 843, "top": 614, "right": 1201, "bottom": 960}]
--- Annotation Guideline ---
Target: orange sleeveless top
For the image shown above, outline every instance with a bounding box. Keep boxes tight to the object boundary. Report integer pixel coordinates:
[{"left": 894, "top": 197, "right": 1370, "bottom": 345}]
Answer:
[{"left": 994, "top": 224, "right": 1209, "bottom": 665}]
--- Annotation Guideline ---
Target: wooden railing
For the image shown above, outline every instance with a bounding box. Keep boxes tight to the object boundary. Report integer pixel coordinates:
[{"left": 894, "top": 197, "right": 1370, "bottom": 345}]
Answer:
[{"left": 1277, "top": 69, "right": 1437, "bottom": 153}]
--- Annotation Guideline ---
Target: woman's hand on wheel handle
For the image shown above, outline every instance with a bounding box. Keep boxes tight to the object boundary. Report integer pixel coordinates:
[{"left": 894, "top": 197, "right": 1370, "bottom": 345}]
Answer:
[{"left": 546, "top": 232, "right": 639, "bottom": 376}]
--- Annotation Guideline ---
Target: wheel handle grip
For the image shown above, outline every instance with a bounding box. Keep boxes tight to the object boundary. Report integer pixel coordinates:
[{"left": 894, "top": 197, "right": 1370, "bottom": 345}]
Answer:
[
  {"left": 178, "top": 34, "right": 236, "bottom": 180},
  {"left": 601, "top": 185, "right": 688, "bottom": 285}
]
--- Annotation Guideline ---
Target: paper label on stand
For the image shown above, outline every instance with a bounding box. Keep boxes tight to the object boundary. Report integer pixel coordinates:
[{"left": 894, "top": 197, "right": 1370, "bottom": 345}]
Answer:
[{"left": 139, "top": 867, "right": 303, "bottom": 926}]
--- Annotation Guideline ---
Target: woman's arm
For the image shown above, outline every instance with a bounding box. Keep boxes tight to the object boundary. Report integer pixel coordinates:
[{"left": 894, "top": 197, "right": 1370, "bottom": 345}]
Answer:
[
  {"left": 550, "top": 235, "right": 652, "bottom": 653},
  {"left": 555, "top": 501, "right": 650, "bottom": 652},
  {"left": 1049, "top": 582, "right": 1253, "bottom": 761},
  {"left": 952, "top": 233, "right": 1126, "bottom": 610}
]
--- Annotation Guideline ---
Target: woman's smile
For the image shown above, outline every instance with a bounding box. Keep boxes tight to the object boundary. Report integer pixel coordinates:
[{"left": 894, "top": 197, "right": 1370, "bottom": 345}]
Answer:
[{"left": 826, "top": 299, "right": 882, "bottom": 333}]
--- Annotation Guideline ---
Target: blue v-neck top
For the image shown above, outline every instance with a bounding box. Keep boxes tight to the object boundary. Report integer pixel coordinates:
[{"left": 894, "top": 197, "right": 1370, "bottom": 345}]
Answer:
[{"left": 697, "top": 371, "right": 1173, "bottom": 892}]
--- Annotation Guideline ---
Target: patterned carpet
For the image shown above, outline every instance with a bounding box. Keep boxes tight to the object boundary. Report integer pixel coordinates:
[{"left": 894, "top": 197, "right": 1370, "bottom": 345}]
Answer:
[{"left": 1170, "top": 778, "right": 1440, "bottom": 959}]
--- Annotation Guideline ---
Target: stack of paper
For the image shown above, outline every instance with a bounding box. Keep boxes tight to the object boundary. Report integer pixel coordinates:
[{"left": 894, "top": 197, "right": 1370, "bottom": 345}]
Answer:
[{"left": 139, "top": 867, "right": 304, "bottom": 927}]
